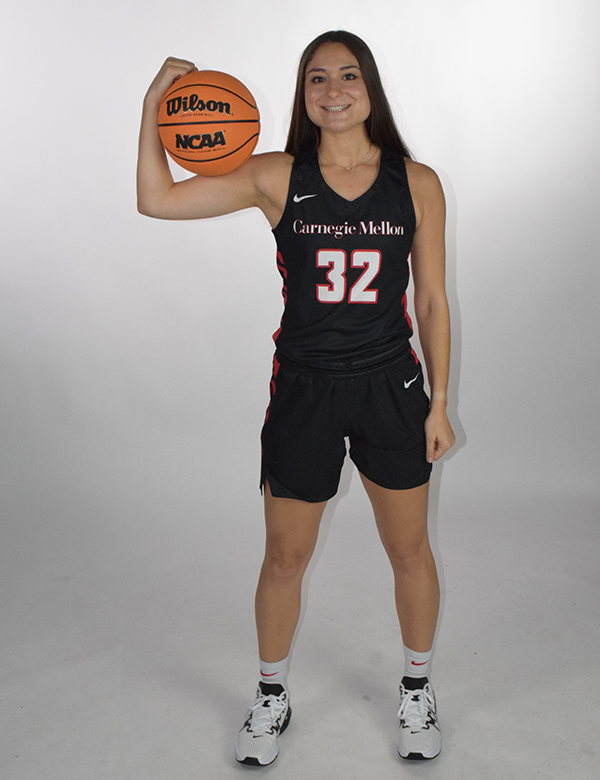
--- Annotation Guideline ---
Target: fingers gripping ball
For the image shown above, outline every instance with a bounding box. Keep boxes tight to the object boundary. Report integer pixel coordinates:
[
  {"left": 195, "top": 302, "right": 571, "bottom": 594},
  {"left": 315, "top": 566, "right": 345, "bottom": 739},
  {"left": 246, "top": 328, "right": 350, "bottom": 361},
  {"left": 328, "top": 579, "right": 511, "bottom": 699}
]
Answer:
[{"left": 158, "top": 70, "right": 260, "bottom": 176}]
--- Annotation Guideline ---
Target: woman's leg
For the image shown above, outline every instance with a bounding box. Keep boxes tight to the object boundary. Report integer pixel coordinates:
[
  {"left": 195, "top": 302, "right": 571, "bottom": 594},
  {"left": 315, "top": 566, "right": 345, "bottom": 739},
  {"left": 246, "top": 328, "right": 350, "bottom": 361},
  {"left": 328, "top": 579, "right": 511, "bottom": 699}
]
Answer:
[
  {"left": 359, "top": 473, "right": 439, "bottom": 651},
  {"left": 359, "top": 476, "right": 443, "bottom": 761},
  {"left": 237, "top": 483, "right": 326, "bottom": 765},
  {"left": 255, "top": 481, "right": 327, "bottom": 662}
]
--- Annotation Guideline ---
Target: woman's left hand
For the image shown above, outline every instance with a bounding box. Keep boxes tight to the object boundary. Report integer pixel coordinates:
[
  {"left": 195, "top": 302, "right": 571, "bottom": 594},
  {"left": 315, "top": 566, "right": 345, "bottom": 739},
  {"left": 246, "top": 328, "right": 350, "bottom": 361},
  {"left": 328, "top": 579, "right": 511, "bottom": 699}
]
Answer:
[{"left": 425, "top": 407, "right": 455, "bottom": 462}]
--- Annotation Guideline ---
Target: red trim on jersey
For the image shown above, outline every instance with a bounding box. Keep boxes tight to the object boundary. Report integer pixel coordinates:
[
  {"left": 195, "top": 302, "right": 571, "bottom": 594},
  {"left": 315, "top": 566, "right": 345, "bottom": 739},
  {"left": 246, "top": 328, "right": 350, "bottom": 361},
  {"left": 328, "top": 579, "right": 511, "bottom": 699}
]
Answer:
[
  {"left": 401, "top": 293, "right": 419, "bottom": 363},
  {"left": 264, "top": 354, "right": 281, "bottom": 422},
  {"left": 276, "top": 250, "right": 287, "bottom": 278},
  {"left": 401, "top": 292, "right": 413, "bottom": 331},
  {"left": 273, "top": 251, "right": 288, "bottom": 346},
  {"left": 276, "top": 250, "right": 288, "bottom": 303}
]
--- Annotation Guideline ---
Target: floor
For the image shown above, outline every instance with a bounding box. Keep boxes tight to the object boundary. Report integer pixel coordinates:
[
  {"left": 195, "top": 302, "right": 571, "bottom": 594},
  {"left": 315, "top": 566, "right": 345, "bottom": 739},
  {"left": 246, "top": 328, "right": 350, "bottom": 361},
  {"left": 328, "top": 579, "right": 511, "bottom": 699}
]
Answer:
[{"left": 1, "top": 428, "right": 598, "bottom": 780}]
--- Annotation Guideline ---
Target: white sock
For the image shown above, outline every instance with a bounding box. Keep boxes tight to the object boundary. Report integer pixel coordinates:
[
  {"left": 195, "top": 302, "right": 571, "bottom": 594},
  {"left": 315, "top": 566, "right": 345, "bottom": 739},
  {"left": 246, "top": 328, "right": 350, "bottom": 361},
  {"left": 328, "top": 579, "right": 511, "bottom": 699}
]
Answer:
[
  {"left": 259, "top": 655, "right": 290, "bottom": 688},
  {"left": 403, "top": 645, "right": 433, "bottom": 679}
]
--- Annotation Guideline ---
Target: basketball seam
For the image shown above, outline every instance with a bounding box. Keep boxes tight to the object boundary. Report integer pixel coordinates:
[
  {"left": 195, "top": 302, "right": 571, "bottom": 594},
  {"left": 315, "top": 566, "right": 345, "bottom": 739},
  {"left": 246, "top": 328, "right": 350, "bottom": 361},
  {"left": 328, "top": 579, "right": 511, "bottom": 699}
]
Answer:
[
  {"left": 164, "top": 82, "right": 257, "bottom": 110},
  {"left": 158, "top": 120, "right": 260, "bottom": 128}
]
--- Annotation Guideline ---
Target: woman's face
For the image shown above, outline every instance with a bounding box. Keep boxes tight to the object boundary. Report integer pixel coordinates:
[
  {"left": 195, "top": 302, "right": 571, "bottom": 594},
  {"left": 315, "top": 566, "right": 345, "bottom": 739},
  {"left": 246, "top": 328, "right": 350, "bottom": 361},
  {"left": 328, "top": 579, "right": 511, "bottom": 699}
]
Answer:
[{"left": 304, "top": 42, "right": 371, "bottom": 135}]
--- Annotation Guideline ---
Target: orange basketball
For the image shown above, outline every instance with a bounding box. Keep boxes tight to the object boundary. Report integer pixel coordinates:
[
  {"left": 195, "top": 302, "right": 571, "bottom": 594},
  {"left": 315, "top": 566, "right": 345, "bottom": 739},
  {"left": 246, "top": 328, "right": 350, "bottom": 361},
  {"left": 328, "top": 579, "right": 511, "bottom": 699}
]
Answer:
[{"left": 158, "top": 70, "right": 260, "bottom": 176}]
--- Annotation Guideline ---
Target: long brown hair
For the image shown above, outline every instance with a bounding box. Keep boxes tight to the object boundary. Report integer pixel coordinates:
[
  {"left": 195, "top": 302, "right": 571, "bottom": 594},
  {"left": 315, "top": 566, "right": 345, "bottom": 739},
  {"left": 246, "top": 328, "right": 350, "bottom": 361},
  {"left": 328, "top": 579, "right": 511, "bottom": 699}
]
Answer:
[{"left": 285, "top": 31, "right": 413, "bottom": 159}]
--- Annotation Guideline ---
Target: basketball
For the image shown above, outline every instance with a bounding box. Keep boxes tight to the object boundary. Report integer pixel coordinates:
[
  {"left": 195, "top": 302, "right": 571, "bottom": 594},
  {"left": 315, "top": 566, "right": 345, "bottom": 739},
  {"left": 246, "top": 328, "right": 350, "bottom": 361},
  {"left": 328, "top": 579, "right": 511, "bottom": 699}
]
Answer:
[{"left": 158, "top": 70, "right": 260, "bottom": 176}]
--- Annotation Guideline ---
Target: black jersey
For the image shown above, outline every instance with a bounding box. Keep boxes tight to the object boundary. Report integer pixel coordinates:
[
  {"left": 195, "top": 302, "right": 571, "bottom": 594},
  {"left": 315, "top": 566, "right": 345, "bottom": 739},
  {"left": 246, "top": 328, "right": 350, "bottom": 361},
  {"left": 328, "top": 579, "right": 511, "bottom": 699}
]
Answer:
[{"left": 272, "top": 149, "right": 417, "bottom": 370}]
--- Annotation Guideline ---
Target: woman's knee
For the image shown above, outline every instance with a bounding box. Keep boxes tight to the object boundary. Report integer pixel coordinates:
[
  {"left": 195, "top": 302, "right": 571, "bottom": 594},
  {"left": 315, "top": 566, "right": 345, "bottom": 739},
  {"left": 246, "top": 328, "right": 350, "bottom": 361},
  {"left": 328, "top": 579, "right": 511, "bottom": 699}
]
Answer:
[
  {"left": 262, "top": 542, "right": 314, "bottom": 582},
  {"left": 382, "top": 537, "right": 434, "bottom": 576}
]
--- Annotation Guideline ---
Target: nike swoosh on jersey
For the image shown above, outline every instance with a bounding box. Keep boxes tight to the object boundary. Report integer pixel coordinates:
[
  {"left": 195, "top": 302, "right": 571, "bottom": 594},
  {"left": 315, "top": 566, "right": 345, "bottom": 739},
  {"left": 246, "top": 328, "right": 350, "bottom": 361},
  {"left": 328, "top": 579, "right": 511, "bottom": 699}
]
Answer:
[
  {"left": 293, "top": 193, "right": 318, "bottom": 202},
  {"left": 404, "top": 373, "right": 420, "bottom": 389}
]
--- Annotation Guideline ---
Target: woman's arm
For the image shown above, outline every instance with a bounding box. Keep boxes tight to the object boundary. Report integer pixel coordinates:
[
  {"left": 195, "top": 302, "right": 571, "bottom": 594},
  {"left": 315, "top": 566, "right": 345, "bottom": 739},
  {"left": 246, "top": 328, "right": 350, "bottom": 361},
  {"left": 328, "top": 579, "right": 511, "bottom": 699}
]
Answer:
[
  {"left": 406, "top": 161, "right": 455, "bottom": 463},
  {"left": 137, "top": 58, "right": 290, "bottom": 224}
]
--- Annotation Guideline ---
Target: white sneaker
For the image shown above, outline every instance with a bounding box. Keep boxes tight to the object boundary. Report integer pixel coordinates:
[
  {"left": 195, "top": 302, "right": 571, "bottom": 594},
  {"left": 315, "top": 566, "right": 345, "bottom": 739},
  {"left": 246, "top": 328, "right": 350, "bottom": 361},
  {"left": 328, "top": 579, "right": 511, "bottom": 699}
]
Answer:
[
  {"left": 235, "top": 682, "right": 291, "bottom": 766},
  {"left": 397, "top": 681, "right": 441, "bottom": 760}
]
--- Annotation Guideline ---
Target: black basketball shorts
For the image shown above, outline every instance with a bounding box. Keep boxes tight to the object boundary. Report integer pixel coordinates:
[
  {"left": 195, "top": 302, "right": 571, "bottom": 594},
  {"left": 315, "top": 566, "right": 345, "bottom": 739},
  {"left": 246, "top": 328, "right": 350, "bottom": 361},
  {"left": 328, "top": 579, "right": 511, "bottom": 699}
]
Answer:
[{"left": 260, "top": 350, "right": 432, "bottom": 503}]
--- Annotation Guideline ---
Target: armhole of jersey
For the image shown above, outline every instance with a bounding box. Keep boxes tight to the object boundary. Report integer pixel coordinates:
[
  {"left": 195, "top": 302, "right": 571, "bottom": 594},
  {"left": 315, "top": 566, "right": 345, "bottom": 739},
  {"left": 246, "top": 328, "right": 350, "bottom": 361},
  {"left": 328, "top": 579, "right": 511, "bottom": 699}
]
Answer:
[
  {"left": 272, "top": 155, "right": 301, "bottom": 235},
  {"left": 400, "top": 155, "right": 417, "bottom": 234}
]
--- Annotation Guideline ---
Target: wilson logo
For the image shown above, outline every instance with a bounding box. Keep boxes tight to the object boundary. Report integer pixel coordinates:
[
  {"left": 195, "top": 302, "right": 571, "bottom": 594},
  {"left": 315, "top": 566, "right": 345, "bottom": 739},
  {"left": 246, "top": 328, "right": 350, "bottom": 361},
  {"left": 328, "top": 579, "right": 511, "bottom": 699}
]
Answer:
[
  {"left": 166, "top": 95, "right": 232, "bottom": 116},
  {"left": 176, "top": 132, "right": 226, "bottom": 150}
]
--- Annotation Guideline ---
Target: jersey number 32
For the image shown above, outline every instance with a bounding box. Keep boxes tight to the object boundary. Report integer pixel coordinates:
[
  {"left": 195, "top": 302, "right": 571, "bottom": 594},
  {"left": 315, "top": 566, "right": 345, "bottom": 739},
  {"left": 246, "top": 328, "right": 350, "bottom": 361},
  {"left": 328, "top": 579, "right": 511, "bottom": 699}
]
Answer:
[{"left": 316, "top": 249, "right": 381, "bottom": 304}]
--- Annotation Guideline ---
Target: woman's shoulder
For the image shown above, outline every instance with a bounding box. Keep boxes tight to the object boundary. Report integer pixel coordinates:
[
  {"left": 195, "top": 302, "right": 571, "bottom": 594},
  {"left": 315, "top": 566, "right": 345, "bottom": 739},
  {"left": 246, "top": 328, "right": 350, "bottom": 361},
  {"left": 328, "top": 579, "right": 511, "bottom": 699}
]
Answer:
[
  {"left": 405, "top": 159, "right": 445, "bottom": 202},
  {"left": 248, "top": 151, "right": 294, "bottom": 196},
  {"left": 404, "top": 159, "right": 445, "bottom": 228},
  {"left": 245, "top": 152, "right": 295, "bottom": 227},
  {"left": 248, "top": 151, "right": 294, "bottom": 180},
  {"left": 404, "top": 159, "right": 442, "bottom": 191}
]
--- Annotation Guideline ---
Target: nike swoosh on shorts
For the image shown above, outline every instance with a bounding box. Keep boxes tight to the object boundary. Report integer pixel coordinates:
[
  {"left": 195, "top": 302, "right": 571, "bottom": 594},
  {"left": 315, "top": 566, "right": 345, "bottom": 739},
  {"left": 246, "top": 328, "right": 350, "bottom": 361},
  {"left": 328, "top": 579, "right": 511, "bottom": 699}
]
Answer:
[{"left": 404, "top": 373, "right": 420, "bottom": 389}]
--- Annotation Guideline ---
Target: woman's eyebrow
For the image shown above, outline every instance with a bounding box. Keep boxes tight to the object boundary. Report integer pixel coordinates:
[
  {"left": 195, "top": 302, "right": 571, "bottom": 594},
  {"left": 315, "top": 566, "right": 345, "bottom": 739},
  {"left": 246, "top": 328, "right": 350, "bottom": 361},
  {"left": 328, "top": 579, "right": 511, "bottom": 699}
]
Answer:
[{"left": 306, "top": 64, "right": 360, "bottom": 74}]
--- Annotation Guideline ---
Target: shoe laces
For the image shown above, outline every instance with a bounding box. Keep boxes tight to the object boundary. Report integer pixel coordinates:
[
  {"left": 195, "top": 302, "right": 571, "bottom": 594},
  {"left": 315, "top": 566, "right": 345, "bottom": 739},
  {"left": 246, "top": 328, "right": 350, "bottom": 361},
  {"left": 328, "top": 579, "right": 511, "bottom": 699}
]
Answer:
[
  {"left": 398, "top": 684, "right": 435, "bottom": 730},
  {"left": 247, "top": 690, "right": 287, "bottom": 735}
]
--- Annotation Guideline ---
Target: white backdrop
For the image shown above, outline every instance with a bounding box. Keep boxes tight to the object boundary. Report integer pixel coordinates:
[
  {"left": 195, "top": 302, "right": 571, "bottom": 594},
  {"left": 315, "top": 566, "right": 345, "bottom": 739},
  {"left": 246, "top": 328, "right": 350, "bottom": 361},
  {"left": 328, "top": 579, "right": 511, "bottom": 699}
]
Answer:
[
  {"left": 2, "top": 1, "right": 600, "bottom": 777},
  {"left": 2, "top": 0, "right": 599, "bottom": 500}
]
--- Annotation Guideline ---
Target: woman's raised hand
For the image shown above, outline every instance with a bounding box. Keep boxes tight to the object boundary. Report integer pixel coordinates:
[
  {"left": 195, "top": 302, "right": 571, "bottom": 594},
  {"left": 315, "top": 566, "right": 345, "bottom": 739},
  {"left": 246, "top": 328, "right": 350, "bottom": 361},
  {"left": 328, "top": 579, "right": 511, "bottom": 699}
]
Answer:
[{"left": 144, "top": 57, "right": 197, "bottom": 107}]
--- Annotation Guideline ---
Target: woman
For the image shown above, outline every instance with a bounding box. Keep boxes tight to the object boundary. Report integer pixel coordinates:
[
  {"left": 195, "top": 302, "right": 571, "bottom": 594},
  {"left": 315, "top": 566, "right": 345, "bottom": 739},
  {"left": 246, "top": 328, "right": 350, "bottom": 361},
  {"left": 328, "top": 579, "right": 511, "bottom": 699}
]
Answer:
[{"left": 138, "top": 30, "right": 455, "bottom": 766}]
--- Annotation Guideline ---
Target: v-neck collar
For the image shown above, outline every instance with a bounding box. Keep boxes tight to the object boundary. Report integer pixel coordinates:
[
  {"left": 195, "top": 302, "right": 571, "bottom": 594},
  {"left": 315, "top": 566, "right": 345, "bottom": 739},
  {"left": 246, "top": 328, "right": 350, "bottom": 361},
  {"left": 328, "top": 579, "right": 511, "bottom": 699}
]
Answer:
[{"left": 314, "top": 148, "right": 385, "bottom": 206}]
